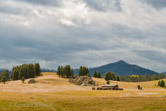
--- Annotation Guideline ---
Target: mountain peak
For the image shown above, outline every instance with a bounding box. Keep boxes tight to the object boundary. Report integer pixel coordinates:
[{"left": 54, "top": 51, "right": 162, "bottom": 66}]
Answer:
[
  {"left": 81, "top": 60, "right": 158, "bottom": 75},
  {"left": 116, "top": 60, "right": 128, "bottom": 64}
]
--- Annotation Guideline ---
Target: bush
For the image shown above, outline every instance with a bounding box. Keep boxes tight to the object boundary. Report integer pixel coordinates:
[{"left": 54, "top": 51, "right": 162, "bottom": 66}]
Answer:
[
  {"left": 106, "top": 80, "right": 110, "bottom": 84},
  {"left": 2, "top": 76, "right": 7, "bottom": 84},
  {"left": 137, "top": 85, "right": 142, "bottom": 90},
  {"left": 22, "top": 77, "right": 25, "bottom": 83},
  {"left": 158, "top": 80, "right": 165, "bottom": 87}
]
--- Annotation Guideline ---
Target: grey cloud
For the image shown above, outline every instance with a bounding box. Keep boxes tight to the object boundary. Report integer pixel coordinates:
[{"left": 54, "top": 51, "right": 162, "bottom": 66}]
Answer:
[
  {"left": 142, "top": 0, "right": 166, "bottom": 9},
  {"left": 0, "top": 0, "right": 166, "bottom": 72},
  {"left": 16, "top": 0, "right": 61, "bottom": 6},
  {"left": 85, "top": 0, "right": 122, "bottom": 11},
  {"left": 134, "top": 50, "right": 166, "bottom": 63}
]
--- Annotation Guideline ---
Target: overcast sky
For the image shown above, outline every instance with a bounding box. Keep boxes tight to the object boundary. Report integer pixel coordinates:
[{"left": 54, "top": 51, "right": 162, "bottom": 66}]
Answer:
[{"left": 0, "top": 0, "right": 166, "bottom": 72}]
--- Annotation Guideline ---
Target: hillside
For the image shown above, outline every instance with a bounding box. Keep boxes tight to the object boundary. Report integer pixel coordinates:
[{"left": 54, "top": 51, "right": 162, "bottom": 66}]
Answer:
[
  {"left": 162, "top": 72, "right": 166, "bottom": 75},
  {"left": 0, "top": 72, "right": 166, "bottom": 111},
  {"left": 0, "top": 72, "right": 165, "bottom": 94},
  {"left": 74, "top": 60, "right": 158, "bottom": 75}
]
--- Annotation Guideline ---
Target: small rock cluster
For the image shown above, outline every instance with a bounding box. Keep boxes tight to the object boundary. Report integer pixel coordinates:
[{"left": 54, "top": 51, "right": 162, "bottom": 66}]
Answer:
[
  {"left": 69, "top": 76, "right": 95, "bottom": 86},
  {"left": 28, "top": 79, "right": 36, "bottom": 84}
]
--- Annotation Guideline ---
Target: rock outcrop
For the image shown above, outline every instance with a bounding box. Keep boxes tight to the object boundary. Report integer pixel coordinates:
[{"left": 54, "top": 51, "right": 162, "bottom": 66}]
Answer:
[
  {"left": 28, "top": 79, "right": 36, "bottom": 84},
  {"left": 69, "top": 76, "right": 95, "bottom": 86}
]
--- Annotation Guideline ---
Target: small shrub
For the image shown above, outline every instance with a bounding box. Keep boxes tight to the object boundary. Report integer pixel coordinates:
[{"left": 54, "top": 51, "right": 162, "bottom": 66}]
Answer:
[
  {"left": 106, "top": 80, "right": 110, "bottom": 84},
  {"left": 137, "top": 85, "right": 142, "bottom": 90},
  {"left": 2, "top": 76, "right": 7, "bottom": 84},
  {"left": 22, "top": 77, "right": 25, "bottom": 83},
  {"left": 158, "top": 80, "right": 165, "bottom": 87}
]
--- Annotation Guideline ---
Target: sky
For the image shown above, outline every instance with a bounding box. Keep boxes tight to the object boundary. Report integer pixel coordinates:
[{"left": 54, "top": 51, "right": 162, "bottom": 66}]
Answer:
[{"left": 0, "top": 0, "right": 166, "bottom": 72}]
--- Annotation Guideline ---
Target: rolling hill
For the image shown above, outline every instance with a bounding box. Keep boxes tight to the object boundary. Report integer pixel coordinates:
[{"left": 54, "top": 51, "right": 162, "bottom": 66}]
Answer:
[
  {"left": 162, "top": 72, "right": 166, "bottom": 75},
  {"left": 74, "top": 60, "right": 158, "bottom": 75}
]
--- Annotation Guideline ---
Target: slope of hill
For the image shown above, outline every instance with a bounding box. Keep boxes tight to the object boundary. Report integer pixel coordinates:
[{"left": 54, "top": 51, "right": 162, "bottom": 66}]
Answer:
[
  {"left": 74, "top": 60, "right": 158, "bottom": 75},
  {"left": 0, "top": 72, "right": 166, "bottom": 111},
  {"left": 162, "top": 72, "right": 166, "bottom": 75}
]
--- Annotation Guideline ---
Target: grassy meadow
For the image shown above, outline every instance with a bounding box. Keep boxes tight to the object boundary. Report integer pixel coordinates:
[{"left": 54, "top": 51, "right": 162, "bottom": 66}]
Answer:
[{"left": 0, "top": 72, "right": 166, "bottom": 111}]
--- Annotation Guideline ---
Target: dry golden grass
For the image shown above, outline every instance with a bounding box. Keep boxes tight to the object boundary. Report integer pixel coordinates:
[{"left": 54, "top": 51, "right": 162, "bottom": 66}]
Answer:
[{"left": 0, "top": 72, "right": 166, "bottom": 111}]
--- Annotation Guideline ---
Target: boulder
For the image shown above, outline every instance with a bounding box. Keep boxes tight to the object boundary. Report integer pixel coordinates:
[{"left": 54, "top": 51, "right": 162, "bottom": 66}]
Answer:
[
  {"left": 69, "top": 76, "right": 95, "bottom": 86},
  {"left": 28, "top": 79, "right": 36, "bottom": 84}
]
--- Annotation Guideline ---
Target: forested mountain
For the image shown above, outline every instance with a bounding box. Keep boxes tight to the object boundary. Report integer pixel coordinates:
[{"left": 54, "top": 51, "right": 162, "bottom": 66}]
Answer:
[
  {"left": 162, "top": 72, "right": 166, "bottom": 75},
  {"left": 74, "top": 60, "right": 158, "bottom": 75}
]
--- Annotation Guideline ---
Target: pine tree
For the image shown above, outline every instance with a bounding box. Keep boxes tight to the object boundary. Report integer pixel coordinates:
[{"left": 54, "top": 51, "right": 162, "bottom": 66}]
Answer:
[
  {"left": 79, "top": 66, "right": 89, "bottom": 76},
  {"left": 104, "top": 72, "right": 109, "bottom": 81},
  {"left": 93, "top": 71, "right": 97, "bottom": 78},
  {"left": 116, "top": 76, "right": 120, "bottom": 81},
  {"left": 160, "top": 80, "right": 165, "bottom": 87},
  {"left": 34, "top": 63, "right": 40, "bottom": 76},
  {"left": 158, "top": 80, "right": 161, "bottom": 87},
  {"left": 79, "top": 66, "right": 83, "bottom": 76},
  {"left": 57, "top": 66, "right": 61, "bottom": 76},
  {"left": 2, "top": 76, "right": 7, "bottom": 84},
  {"left": 65, "top": 65, "right": 71, "bottom": 78},
  {"left": 97, "top": 72, "right": 101, "bottom": 78},
  {"left": 11, "top": 63, "right": 41, "bottom": 80},
  {"left": 71, "top": 68, "right": 74, "bottom": 77},
  {"left": 60, "top": 66, "right": 64, "bottom": 77}
]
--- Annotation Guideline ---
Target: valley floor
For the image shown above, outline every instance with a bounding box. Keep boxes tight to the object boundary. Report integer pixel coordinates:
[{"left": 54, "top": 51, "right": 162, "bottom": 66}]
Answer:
[{"left": 0, "top": 72, "right": 166, "bottom": 111}]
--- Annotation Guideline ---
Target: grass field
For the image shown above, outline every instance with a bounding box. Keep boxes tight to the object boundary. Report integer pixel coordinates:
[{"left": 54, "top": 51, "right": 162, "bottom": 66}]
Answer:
[{"left": 0, "top": 72, "right": 166, "bottom": 111}]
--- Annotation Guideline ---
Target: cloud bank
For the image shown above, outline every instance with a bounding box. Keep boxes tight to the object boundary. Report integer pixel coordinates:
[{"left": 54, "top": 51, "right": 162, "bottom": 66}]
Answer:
[{"left": 0, "top": 0, "right": 166, "bottom": 72}]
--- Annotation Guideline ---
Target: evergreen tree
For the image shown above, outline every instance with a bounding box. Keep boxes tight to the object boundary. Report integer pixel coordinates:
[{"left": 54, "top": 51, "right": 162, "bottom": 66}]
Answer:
[
  {"left": 116, "top": 76, "right": 120, "bottom": 81},
  {"left": 104, "top": 71, "right": 116, "bottom": 80},
  {"left": 2, "top": 76, "right": 7, "bottom": 84},
  {"left": 71, "top": 68, "right": 74, "bottom": 77},
  {"left": 34, "top": 63, "right": 40, "bottom": 76},
  {"left": 79, "top": 66, "right": 89, "bottom": 76},
  {"left": 57, "top": 66, "right": 61, "bottom": 76},
  {"left": 60, "top": 66, "right": 64, "bottom": 77},
  {"left": 97, "top": 72, "right": 101, "bottom": 78},
  {"left": 160, "top": 80, "right": 165, "bottom": 87},
  {"left": 93, "top": 71, "right": 97, "bottom": 78},
  {"left": 79, "top": 66, "right": 83, "bottom": 76},
  {"left": 64, "top": 65, "right": 71, "bottom": 78},
  {"left": 11, "top": 63, "right": 41, "bottom": 80},
  {"left": 104, "top": 72, "right": 110, "bottom": 81},
  {"left": 158, "top": 81, "right": 161, "bottom": 87}
]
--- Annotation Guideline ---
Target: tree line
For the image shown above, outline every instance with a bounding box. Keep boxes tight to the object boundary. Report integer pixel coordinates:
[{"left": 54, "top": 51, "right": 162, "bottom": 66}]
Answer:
[
  {"left": 104, "top": 71, "right": 120, "bottom": 81},
  {"left": 79, "top": 66, "right": 90, "bottom": 76},
  {"left": 118, "top": 74, "right": 166, "bottom": 82},
  {"left": 57, "top": 65, "right": 165, "bottom": 83},
  {"left": 93, "top": 71, "right": 101, "bottom": 78},
  {"left": 11, "top": 63, "right": 40, "bottom": 80},
  {"left": 57, "top": 65, "right": 74, "bottom": 78}
]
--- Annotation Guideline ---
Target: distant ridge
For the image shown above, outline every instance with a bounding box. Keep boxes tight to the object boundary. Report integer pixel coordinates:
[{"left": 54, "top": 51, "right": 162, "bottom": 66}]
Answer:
[
  {"left": 41, "top": 69, "right": 56, "bottom": 72},
  {"left": 162, "top": 72, "right": 166, "bottom": 75},
  {"left": 0, "top": 69, "right": 7, "bottom": 73},
  {"left": 74, "top": 60, "right": 158, "bottom": 75}
]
